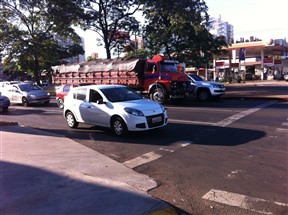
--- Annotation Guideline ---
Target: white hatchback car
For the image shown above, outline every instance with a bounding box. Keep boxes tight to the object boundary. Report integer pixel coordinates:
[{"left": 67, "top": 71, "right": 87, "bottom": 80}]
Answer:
[{"left": 63, "top": 85, "right": 168, "bottom": 136}]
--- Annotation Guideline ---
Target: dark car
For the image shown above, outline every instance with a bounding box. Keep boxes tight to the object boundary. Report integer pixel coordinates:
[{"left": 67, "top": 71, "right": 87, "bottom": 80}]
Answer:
[{"left": 0, "top": 93, "right": 10, "bottom": 111}]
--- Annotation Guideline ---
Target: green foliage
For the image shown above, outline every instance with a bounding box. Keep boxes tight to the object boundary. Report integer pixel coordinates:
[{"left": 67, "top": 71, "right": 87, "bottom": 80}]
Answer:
[
  {"left": 125, "top": 48, "right": 148, "bottom": 59},
  {"left": 140, "top": 0, "right": 227, "bottom": 66},
  {"left": 0, "top": 0, "right": 84, "bottom": 84},
  {"left": 81, "top": 0, "right": 141, "bottom": 59}
]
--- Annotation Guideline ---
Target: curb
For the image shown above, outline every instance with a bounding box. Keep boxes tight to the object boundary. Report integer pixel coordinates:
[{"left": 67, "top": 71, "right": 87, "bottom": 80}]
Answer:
[{"left": 0, "top": 121, "right": 18, "bottom": 126}]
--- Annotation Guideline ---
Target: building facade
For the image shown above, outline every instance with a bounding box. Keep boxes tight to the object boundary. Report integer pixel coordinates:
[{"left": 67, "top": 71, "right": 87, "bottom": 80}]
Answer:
[
  {"left": 54, "top": 35, "right": 85, "bottom": 63},
  {"left": 215, "top": 38, "right": 288, "bottom": 81},
  {"left": 208, "top": 15, "right": 234, "bottom": 44}
]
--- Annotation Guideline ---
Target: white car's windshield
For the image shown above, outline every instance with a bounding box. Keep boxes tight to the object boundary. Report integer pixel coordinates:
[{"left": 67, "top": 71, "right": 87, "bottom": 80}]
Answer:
[
  {"left": 101, "top": 87, "right": 142, "bottom": 102},
  {"left": 18, "top": 84, "right": 42, "bottom": 92}
]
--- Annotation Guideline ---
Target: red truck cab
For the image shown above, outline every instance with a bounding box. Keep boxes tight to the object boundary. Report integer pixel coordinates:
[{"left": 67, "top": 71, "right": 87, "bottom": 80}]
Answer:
[{"left": 141, "top": 55, "right": 192, "bottom": 103}]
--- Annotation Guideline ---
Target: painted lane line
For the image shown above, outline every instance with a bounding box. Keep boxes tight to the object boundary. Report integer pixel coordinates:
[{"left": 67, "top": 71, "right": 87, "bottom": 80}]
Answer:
[
  {"left": 169, "top": 119, "right": 215, "bottom": 126},
  {"left": 276, "top": 128, "right": 288, "bottom": 133},
  {"left": 215, "top": 100, "right": 278, "bottom": 127},
  {"left": 202, "top": 189, "right": 288, "bottom": 215},
  {"left": 123, "top": 101, "right": 278, "bottom": 169},
  {"left": 122, "top": 142, "right": 191, "bottom": 169},
  {"left": 123, "top": 151, "right": 163, "bottom": 169},
  {"left": 281, "top": 122, "right": 288, "bottom": 127}
]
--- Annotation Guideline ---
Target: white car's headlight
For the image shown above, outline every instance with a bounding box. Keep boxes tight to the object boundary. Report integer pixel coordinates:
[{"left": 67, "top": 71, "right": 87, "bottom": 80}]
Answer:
[{"left": 124, "top": 107, "right": 144, "bottom": 116}]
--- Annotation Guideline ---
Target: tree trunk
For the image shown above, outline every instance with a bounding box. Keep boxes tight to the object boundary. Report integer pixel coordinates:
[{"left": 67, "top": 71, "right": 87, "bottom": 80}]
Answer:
[
  {"left": 34, "top": 57, "right": 40, "bottom": 85},
  {"left": 104, "top": 38, "right": 111, "bottom": 59}
]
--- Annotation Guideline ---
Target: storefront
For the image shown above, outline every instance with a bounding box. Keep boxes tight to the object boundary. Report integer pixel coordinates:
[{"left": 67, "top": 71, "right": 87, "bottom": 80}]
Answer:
[{"left": 215, "top": 38, "right": 288, "bottom": 81}]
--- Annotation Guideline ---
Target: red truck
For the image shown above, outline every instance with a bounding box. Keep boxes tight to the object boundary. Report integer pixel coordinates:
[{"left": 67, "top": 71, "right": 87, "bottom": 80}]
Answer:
[{"left": 51, "top": 55, "right": 192, "bottom": 104}]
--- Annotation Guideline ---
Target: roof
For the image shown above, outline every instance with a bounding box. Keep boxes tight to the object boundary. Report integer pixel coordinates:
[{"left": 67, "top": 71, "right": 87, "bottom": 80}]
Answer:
[
  {"left": 52, "top": 58, "right": 142, "bottom": 74},
  {"left": 74, "top": 84, "right": 126, "bottom": 90}
]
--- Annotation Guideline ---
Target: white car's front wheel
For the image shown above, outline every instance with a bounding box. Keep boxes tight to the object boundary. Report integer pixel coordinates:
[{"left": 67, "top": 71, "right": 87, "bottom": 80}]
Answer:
[{"left": 112, "top": 117, "right": 127, "bottom": 136}]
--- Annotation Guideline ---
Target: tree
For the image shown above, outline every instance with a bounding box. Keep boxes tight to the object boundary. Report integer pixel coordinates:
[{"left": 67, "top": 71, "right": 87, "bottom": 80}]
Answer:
[
  {"left": 0, "top": 0, "right": 85, "bottom": 84},
  {"left": 141, "top": 0, "right": 227, "bottom": 66},
  {"left": 81, "top": 0, "right": 141, "bottom": 59}
]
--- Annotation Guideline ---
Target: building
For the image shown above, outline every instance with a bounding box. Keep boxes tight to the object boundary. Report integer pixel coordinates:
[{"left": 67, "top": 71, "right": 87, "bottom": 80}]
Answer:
[
  {"left": 54, "top": 35, "right": 85, "bottom": 63},
  {"left": 208, "top": 15, "right": 234, "bottom": 44},
  {"left": 215, "top": 38, "right": 288, "bottom": 81}
]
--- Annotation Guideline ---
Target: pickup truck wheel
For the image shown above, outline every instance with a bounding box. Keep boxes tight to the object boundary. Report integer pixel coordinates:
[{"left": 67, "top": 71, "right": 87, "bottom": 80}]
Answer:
[
  {"left": 2, "top": 106, "right": 8, "bottom": 112},
  {"left": 57, "top": 98, "right": 64, "bottom": 109},
  {"left": 66, "top": 111, "right": 79, "bottom": 128},
  {"left": 197, "top": 90, "right": 210, "bottom": 102},
  {"left": 150, "top": 87, "right": 166, "bottom": 104},
  {"left": 44, "top": 100, "right": 50, "bottom": 105},
  {"left": 112, "top": 117, "right": 127, "bottom": 136},
  {"left": 22, "top": 97, "right": 29, "bottom": 106}
]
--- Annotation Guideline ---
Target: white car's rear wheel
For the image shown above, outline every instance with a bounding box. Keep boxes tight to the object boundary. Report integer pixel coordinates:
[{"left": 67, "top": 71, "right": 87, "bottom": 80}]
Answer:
[{"left": 66, "top": 112, "right": 79, "bottom": 128}]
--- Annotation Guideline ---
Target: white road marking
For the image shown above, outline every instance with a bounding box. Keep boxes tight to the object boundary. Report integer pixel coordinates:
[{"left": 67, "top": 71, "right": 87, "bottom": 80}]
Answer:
[
  {"left": 169, "top": 119, "right": 215, "bottom": 126},
  {"left": 202, "top": 189, "right": 288, "bottom": 215},
  {"left": 122, "top": 142, "right": 191, "bottom": 168},
  {"left": 281, "top": 122, "right": 288, "bottom": 127},
  {"left": 124, "top": 100, "right": 278, "bottom": 168},
  {"left": 276, "top": 128, "right": 288, "bottom": 133},
  {"left": 167, "top": 106, "right": 238, "bottom": 112},
  {"left": 123, "top": 151, "right": 163, "bottom": 169},
  {"left": 215, "top": 100, "right": 277, "bottom": 127}
]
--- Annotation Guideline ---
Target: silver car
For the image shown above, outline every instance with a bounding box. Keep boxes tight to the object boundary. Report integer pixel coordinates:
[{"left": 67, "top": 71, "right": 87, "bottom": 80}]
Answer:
[{"left": 3, "top": 82, "right": 50, "bottom": 106}]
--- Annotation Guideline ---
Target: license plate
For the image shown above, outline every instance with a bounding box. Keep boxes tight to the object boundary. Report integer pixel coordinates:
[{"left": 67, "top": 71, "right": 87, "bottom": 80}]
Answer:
[{"left": 152, "top": 116, "right": 162, "bottom": 123}]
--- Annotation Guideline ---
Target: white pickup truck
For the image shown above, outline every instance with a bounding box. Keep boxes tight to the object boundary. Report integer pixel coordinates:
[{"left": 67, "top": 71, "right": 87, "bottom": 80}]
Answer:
[{"left": 187, "top": 74, "right": 226, "bottom": 101}]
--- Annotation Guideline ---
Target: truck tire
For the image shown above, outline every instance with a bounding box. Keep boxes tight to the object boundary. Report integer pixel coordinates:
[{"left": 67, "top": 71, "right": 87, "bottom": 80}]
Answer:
[
  {"left": 150, "top": 87, "right": 167, "bottom": 104},
  {"left": 197, "top": 89, "right": 211, "bottom": 102}
]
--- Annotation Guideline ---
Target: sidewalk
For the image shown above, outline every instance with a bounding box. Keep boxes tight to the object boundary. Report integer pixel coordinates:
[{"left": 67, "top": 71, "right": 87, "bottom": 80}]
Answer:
[{"left": 1, "top": 125, "right": 183, "bottom": 215}]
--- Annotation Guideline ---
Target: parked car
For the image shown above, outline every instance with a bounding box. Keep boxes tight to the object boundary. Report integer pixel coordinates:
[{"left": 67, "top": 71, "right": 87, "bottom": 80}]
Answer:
[
  {"left": 56, "top": 84, "right": 79, "bottom": 109},
  {"left": 245, "top": 73, "right": 253, "bottom": 80},
  {"left": 187, "top": 74, "right": 226, "bottom": 101},
  {"left": 0, "top": 93, "right": 10, "bottom": 112},
  {"left": 2, "top": 82, "right": 50, "bottom": 106},
  {"left": 56, "top": 83, "right": 92, "bottom": 109},
  {"left": 64, "top": 84, "right": 168, "bottom": 136}
]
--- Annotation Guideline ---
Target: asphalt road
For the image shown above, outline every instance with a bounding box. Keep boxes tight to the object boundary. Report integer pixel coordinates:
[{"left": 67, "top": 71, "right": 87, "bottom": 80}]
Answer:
[{"left": 1, "top": 83, "right": 288, "bottom": 215}]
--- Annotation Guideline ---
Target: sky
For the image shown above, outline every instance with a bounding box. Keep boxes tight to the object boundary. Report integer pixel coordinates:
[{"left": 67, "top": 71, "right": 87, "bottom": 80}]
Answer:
[{"left": 79, "top": 0, "right": 287, "bottom": 59}]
